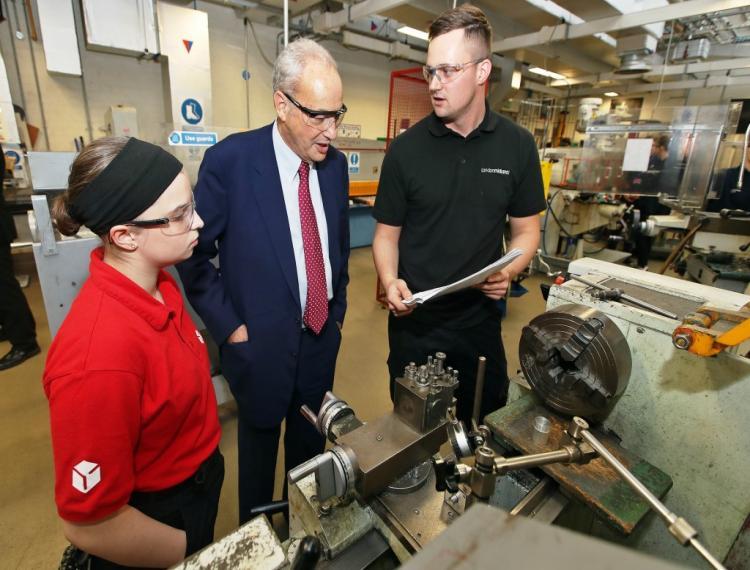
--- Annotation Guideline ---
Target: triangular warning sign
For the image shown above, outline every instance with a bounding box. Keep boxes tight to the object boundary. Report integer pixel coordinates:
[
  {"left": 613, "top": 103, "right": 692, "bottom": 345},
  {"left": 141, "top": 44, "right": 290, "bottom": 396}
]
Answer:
[{"left": 182, "top": 39, "right": 193, "bottom": 53}]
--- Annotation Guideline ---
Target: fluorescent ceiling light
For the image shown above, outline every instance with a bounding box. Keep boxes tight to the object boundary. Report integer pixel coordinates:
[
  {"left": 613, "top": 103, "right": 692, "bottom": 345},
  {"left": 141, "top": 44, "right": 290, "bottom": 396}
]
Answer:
[
  {"left": 528, "top": 66, "right": 567, "bottom": 81},
  {"left": 523, "top": 0, "right": 617, "bottom": 47},
  {"left": 397, "top": 26, "right": 429, "bottom": 42},
  {"left": 604, "top": 91, "right": 620, "bottom": 96}
]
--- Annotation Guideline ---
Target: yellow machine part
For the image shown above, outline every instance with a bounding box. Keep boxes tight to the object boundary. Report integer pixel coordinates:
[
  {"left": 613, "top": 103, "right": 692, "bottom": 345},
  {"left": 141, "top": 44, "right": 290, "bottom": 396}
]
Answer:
[
  {"left": 540, "top": 160, "right": 553, "bottom": 199},
  {"left": 717, "top": 317, "right": 750, "bottom": 348},
  {"left": 674, "top": 306, "right": 750, "bottom": 357}
]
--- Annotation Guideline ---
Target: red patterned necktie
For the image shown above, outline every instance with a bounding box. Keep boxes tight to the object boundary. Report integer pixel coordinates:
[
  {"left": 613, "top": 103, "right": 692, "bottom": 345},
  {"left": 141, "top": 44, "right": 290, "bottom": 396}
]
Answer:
[{"left": 298, "top": 161, "right": 328, "bottom": 334}]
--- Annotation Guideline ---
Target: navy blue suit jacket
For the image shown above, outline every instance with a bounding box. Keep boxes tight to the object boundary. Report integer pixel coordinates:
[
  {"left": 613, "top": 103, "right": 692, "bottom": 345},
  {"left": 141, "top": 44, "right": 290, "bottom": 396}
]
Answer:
[{"left": 177, "top": 124, "right": 350, "bottom": 427}]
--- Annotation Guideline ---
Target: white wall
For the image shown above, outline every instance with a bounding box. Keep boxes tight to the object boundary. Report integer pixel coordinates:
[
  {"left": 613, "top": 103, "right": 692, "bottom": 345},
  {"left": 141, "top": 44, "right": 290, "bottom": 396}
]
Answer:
[
  {"left": 0, "top": 0, "right": 407, "bottom": 152},
  {"left": 0, "top": 3, "right": 166, "bottom": 150}
]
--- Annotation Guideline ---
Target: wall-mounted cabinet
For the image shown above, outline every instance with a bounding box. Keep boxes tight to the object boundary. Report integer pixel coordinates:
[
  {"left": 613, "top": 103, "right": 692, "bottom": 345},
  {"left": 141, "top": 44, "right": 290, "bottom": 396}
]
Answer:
[{"left": 82, "top": 0, "right": 159, "bottom": 57}]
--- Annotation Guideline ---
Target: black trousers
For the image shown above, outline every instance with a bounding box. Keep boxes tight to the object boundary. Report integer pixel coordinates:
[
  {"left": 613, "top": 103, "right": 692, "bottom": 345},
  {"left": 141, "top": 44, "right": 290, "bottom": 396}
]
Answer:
[
  {"left": 82, "top": 448, "right": 224, "bottom": 569},
  {"left": 0, "top": 243, "right": 36, "bottom": 349},
  {"left": 633, "top": 234, "right": 654, "bottom": 268},
  {"left": 387, "top": 312, "right": 508, "bottom": 425},
  {"left": 633, "top": 196, "right": 670, "bottom": 268},
  {"left": 236, "top": 328, "right": 330, "bottom": 525},
  {"left": 237, "top": 392, "right": 325, "bottom": 524}
]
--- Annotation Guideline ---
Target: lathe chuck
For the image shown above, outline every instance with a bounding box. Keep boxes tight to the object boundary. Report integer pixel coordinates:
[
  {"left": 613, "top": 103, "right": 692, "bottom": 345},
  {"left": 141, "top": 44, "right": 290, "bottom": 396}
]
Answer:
[{"left": 519, "top": 304, "right": 631, "bottom": 421}]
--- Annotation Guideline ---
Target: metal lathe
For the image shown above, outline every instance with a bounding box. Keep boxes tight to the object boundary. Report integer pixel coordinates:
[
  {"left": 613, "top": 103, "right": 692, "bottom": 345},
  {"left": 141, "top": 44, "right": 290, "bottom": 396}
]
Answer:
[{"left": 175, "top": 258, "right": 750, "bottom": 570}]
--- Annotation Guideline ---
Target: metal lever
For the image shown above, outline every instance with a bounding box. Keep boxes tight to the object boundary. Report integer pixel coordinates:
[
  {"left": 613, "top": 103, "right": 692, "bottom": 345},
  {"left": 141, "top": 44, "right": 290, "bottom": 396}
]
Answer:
[
  {"left": 248, "top": 500, "right": 289, "bottom": 519},
  {"left": 733, "top": 121, "right": 749, "bottom": 193},
  {"left": 571, "top": 417, "right": 726, "bottom": 570},
  {"left": 300, "top": 405, "right": 318, "bottom": 429},
  {"left": 299, "top": 392, "right": 358, "bottom": 442},
  {"left": 569, "top": 274, "right": 678, "bottom": 320},
  {"left": 471, "top": 356, "right": 487, "bottom": 430},
  {"left": 288, "top": 452, "right": 332, "bottom": 485}
]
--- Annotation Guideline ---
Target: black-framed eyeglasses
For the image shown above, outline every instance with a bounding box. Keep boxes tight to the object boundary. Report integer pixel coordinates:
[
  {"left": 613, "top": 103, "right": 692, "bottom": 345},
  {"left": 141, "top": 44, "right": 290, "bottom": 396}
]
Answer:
[
  {"left": 124, "top": 198, "right": 196, "bottom": 236},
  {"left": 283, "top": 92, "right": 347, "bottom": 130},
  {"left": 422, "top": 57, "right": 489, "bottom": 84}
]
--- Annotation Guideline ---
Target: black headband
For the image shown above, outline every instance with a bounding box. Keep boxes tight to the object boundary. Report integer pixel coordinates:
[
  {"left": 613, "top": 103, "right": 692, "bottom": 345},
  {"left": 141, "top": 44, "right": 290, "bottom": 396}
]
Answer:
[{"left": 68, "top": 138, "right": 183, "bottom": 236}]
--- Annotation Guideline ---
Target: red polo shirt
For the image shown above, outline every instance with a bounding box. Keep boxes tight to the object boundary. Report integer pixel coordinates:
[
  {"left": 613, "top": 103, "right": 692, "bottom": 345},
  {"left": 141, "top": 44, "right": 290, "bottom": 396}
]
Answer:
[{"left": 43, "top": 248, "right": 221, "bottom": 522}]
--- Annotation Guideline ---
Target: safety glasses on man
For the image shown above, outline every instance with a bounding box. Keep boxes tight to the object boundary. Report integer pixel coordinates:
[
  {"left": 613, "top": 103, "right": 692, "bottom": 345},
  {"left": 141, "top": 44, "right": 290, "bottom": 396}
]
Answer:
[
  {"left": 422, "top": 56, "right": 488, "bottom": 84},
  {"left": 283, "top": 92, "right": 347, "bottom": 130}
]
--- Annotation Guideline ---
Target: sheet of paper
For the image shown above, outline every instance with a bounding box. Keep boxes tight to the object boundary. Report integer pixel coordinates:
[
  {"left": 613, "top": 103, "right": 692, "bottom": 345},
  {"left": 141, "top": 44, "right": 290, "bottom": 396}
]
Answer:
[
  {"left": 403, "top": 248, "right": 524, "bottom": 306},
  {"left": 621, "top": 138, "right": 652, "bottom": 172}
]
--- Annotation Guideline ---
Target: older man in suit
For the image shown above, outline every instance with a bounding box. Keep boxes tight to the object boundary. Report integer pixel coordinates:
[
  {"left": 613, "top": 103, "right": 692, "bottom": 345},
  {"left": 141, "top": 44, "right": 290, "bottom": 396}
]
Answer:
[{"left": 177, "top": 39, "right": 349, "bottom": 524}]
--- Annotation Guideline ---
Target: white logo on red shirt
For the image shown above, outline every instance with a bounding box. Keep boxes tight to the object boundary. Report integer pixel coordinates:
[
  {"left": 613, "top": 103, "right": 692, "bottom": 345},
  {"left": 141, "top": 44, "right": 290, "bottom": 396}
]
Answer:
[
  {"left": 195, "top": 330, "right": 205, "bottom": 344},
  {"left": 72, "top": 460, "right": 101, "bottom": 494}
]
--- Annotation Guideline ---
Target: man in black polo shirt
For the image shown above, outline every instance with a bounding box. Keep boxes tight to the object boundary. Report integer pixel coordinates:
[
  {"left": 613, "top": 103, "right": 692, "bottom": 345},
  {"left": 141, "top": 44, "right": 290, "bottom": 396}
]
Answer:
[{"left": 373, "top": 4, "right": 545, "bottom": 424}]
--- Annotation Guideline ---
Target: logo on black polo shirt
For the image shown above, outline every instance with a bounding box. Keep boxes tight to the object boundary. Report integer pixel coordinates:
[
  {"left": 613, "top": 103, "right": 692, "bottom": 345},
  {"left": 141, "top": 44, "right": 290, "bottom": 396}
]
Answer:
[
  {"left": 72, "top": 460, "right": 101, "bottom": 494},
  {"left": 481, "top": 167, "right": 510, "bottom": 175}
]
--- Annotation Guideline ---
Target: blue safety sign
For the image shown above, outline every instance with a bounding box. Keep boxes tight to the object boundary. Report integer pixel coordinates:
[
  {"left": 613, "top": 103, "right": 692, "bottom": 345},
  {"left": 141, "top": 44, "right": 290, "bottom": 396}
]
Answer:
[
  {"left": 181, "top": 98, "right": 203, "bottom": 125},
  {"left": 5, "top": 150, "right": 20, "bottom": 165},
  {"left": 348, "top": 151, "right": 360, "bottom": 174},
  {"left": 168, "top": 131, "right": 217, "bottom": 147}
]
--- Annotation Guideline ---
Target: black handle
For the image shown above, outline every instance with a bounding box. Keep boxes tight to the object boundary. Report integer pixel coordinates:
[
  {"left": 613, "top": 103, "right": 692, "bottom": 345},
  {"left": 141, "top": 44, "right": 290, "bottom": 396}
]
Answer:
[
  {"left": 247, "top": 499, "right": 289, "bottom": 518},
  {"left": 290, "top": 535, "right": 322, "bottom": 570}
]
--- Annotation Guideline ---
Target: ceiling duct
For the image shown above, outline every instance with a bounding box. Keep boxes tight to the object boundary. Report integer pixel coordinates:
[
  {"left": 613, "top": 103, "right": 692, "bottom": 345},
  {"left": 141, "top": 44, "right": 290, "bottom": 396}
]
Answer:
[
  {"left": 614, "top": 33, "right": 658, "bottom": 74},
  {"left": 671, "top": 38, "right": 711, "bottom": 62}
]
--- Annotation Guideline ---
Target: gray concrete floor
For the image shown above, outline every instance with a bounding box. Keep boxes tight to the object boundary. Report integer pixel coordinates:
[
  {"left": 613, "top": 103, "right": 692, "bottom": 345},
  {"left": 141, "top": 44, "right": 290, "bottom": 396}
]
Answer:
[{"left": 1, "top": 246, "right": 551, "bottom": 568}]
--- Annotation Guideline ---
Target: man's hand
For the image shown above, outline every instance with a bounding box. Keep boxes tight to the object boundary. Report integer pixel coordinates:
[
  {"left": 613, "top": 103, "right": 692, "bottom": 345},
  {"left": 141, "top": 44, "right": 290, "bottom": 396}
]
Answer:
[
  {"left": 385, "top": 279, "right": 415, "bottom": 316},
  {"left": 475, "top": 269, "right": 512, "bottom": 300},
  {"left": 227, "top": 324, "right": 249, "bottom": 344}
]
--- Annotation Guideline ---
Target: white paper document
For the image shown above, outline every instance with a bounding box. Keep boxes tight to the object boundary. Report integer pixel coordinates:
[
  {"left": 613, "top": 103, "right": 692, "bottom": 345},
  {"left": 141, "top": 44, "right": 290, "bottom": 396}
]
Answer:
[
  {"left": 403, "top": 248, "right": 524, "bottom": 307},
  {"left": 622, "top": 138, "right": 652, "bottom": 172}
]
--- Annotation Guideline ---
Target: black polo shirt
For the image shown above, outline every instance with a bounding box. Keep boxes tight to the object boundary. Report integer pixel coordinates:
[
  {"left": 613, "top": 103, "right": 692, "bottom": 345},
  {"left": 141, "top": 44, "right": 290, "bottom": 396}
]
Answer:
[{"left": 374, "top": 101, "right": 545, "bottom": 327}]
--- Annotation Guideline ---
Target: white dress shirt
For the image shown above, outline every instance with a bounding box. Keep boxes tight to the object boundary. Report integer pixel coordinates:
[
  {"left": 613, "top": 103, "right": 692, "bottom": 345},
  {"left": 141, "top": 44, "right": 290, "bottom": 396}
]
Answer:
[{"left": 272, "top": 121, "right": 334, "bottom": 318}]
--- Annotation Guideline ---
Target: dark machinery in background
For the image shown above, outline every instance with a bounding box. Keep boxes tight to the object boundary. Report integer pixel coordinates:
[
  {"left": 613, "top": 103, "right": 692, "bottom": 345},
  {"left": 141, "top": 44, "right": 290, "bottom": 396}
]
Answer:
[{"left": 540, "top": 103, "right": 749, "bottom": 291}]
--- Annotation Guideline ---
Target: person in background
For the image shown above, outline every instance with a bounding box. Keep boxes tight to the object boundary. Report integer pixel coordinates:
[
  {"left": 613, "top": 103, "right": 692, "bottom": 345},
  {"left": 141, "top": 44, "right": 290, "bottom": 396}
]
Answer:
[
  {"left": 629, "top": 135, "right": 670, "bottom": 270},
  {"left": 372, "top": 4, "right": 545, "bottom": 425},
  {"left": 177, "top": 39, "right": 350, "bottom": 524},
  {"left": 0, "top": 144, "right": 40, "bottom": 370},
  {"left": 707, "top": 143, "right": 750, "bottom": 213},
  {"left": 45, "top": 137, "right": 222, "bottom": 569}
]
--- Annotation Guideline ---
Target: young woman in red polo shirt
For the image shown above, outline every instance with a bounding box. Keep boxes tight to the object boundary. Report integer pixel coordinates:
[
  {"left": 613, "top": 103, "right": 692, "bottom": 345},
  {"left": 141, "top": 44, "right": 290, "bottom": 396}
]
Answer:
[{"left": 44, "top": 137, "right": 223, "bottom": 569}]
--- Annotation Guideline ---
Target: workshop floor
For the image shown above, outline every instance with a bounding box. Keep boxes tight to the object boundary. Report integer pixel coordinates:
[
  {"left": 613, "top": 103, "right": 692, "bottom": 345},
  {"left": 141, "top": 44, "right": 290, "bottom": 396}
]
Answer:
[{"left": 0, "top": 246, "right": 551, "bottom": 568}]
